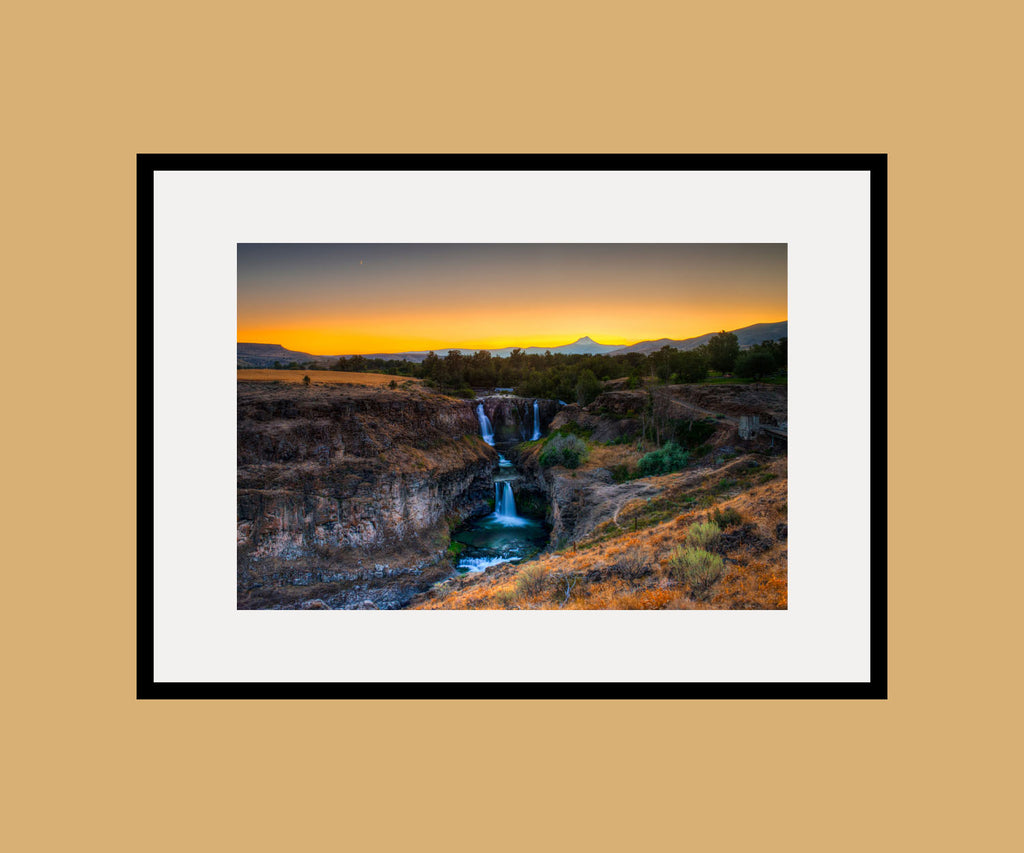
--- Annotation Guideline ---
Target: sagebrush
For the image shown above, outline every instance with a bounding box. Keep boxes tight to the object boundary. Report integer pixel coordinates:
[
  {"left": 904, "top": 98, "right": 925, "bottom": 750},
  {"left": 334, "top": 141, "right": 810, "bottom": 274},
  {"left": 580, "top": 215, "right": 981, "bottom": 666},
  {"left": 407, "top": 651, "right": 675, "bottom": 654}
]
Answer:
[
  {"left": 711, "top": 506, "right": 743, "bottom": 528},
  {"left": 514, "top": 564, "right": 548, "bottom": 597},
  {"left": 668, "top": 547, "right": 724, "bottom": 598},
  {"left": 539, "top": 434, "right": 587, "bottom": 469},
  {"left": 687, "top": 521, "right": 722, "bottom": 551},
  {"left": 636, "top": 441, "right": 689, "bottom": 477}
]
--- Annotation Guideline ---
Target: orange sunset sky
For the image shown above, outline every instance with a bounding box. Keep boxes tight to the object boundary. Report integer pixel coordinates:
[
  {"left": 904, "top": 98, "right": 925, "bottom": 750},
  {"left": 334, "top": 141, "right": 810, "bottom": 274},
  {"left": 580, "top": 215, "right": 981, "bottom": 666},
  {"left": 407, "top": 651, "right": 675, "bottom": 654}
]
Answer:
[{"left": 238, "top": 244, "right": 787, "bottom": 355}]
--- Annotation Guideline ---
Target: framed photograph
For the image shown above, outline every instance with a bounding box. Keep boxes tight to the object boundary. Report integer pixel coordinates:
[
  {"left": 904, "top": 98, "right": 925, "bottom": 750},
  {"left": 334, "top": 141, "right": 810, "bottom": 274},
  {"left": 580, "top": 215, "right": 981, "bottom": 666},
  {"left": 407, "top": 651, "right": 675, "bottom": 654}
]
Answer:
[{"left": 139, "top": 154, "right": 886, "bottom": 699}]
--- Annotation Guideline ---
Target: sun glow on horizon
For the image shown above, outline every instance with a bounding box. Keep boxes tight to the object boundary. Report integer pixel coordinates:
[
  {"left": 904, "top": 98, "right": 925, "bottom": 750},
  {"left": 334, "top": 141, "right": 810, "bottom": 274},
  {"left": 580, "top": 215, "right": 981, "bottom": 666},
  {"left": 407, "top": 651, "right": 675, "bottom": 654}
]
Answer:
[
  {"left": 238, "top": 314, "right": 788, "bottom": 355},
  {"left": 238, "top": 243, "right": 787, "bottom": 355}
]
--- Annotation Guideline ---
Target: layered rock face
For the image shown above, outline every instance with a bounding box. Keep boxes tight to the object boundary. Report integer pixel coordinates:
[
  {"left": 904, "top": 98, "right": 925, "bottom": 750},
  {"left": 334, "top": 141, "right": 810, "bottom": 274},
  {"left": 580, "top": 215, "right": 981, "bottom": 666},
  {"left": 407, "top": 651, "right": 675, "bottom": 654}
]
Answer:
[{"left": 237, "top": 383, "right": 497, "bottom": 607}]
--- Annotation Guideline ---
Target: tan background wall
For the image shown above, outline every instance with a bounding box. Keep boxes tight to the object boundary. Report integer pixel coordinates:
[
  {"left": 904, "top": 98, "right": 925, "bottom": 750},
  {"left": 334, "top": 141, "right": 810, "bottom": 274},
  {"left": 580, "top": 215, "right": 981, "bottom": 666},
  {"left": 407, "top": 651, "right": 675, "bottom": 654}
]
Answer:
[{"left": 6, "top": 2, "right": 1017, "bottom": 850}]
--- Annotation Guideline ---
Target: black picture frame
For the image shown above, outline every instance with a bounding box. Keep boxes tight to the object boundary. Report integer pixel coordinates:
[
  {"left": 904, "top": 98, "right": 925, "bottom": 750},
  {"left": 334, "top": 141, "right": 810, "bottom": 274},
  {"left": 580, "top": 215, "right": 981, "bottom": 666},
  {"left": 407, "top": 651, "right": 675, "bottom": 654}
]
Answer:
[{"left": 138, "top": 153, "right": 887, "bottom": 700}]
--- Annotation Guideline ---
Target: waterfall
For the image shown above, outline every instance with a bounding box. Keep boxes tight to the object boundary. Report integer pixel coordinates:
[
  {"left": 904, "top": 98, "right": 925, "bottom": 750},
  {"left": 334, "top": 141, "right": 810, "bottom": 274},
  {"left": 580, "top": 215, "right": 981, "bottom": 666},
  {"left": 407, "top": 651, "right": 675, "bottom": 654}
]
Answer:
[
  {"left": 494, "top": 481, "right": 518, "bottom": 520},
  {"left": 476, "top": 403, "right": 494, "bottom": 446},
  {"left": 531, "top": 399, "right": 541, "bottom": 440}
]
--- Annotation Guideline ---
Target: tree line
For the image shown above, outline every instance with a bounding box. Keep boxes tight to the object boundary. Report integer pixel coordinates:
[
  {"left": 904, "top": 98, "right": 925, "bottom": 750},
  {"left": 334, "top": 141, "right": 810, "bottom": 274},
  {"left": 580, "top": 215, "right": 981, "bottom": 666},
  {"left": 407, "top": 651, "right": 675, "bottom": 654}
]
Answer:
[{"left": 322, "top": 331, "right": 786, "bottom": 401}]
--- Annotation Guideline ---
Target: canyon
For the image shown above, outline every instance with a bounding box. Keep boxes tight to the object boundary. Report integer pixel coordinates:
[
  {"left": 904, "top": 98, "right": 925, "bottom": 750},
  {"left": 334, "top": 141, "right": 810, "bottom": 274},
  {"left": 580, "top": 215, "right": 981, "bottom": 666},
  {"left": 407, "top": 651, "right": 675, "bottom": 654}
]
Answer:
[
  {"left": 238, "top": 377, "right": 787, "bottom": 610},
  {"left": 238, "top": 382, "right": 558, "bottom": 608}
]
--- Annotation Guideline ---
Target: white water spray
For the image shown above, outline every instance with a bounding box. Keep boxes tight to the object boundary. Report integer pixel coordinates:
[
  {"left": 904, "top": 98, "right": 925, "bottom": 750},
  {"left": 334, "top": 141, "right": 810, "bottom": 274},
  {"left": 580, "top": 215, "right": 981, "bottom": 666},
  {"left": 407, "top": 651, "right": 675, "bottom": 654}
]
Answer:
[
  {"left": 531, "top": 399, "right": 541, "bottom": 440},
  {"left": 461, "top": 555, "right": 517, "bottom": 573},
  {"left": 476, "top": 403, "right": 494, "bottom": 446}
]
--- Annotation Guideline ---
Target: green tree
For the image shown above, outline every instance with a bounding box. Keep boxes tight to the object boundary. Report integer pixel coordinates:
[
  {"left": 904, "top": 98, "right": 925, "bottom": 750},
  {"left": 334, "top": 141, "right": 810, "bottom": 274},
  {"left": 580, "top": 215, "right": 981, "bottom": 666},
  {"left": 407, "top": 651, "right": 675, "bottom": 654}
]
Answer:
[
  {"left": 706, "top": 331, "right": 740, "bottom": 373},
  {"left": 421, "top": 351, "right": 441, "bottom": 380},
  {"left": 672, "top": 349, "right": 709, "bottom": 383},
  {"left": 470, "top": 350, "right": 495, "bottom": 386},
  {"left": 575, "top": 368, "right": 602, "bottom": 406},
  {"left": 442, "top": 350, "right": 466, "bottom": 388},
  {"left": 652, "top": 345, "right": 674, "bottom": 382},
  {"left": 734, "top": 348, "right": 776, "bottom": 379}
]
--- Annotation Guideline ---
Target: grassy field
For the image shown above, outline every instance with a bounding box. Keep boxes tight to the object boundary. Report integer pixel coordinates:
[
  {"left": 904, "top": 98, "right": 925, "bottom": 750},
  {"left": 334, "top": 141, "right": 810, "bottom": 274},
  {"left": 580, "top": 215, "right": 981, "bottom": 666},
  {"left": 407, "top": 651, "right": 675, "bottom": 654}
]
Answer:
[{"left": 237, "top": 369, "right": 420, "bottom": 386}]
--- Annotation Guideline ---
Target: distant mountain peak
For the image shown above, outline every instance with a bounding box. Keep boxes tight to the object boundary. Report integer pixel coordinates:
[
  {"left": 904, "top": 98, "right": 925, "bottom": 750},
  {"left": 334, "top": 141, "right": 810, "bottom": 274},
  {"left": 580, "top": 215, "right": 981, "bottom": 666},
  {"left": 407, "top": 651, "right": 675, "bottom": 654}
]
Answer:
[{"left": 574, "top": 336, "right": 597, "bottom": 343}]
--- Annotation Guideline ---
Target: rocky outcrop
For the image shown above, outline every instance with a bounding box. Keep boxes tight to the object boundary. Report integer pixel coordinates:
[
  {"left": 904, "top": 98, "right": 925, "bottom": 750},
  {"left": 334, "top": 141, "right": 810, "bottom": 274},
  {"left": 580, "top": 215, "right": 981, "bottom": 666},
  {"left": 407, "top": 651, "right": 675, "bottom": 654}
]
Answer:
[
  {"left": 513, "top": 445, "right": 661, "bottom": 547},
  {"left": 663, "top": 383, "right": 787, "bottom": 425},
  {"left": 550, "top": 392, "right": 647, "bottom": 444},
  {"left": 509, "top": 384, "right": 787, "bottom": 547},
  {"left": 237, "top": 382, "right": 497, "bottom": 607}
]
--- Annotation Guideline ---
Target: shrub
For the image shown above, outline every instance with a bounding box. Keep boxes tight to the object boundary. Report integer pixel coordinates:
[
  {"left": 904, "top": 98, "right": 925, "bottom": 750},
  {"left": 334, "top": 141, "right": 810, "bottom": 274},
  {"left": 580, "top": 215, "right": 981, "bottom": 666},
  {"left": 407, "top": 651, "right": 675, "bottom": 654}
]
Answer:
[
  {"left": 553, "top": 421, "right": 592, "bottom": 439},
  {"left": 492, "top": 588, "right": 517, "bottom": 608},
  {"left": 446, "top": 385, "right": 475, "bottom": 399},
  {"left": 687, "top": 521, "right": 721, "bottom": 551},
  {"left": 711, "top": 477, "right": 738, "bottom": 494},
  {"left": 302, "top": 375, "right": 311, "bottom": 386},
  {"left": 539, "top": 434, "right": 587, "bottom": 469},
  {"left": 612, "top": 552, "right": 651, "bottom": 583},
  {"left": 514, "top": 564, "right": 547, "bottom": 597},
  {"left": 605, "top": 434, "right": 633, "bottom": 446},
  {"left": 668, "top": 547, "right": 725, "bottom": 598},
  {"left": 611, "top": 464, "right": 636, "bottom": 483},
  {"left": 636, "top": 441, "right": 689, "bottom": 477},
  {"left": 711, "top": 506, "right": 743, "bottom": 528}
]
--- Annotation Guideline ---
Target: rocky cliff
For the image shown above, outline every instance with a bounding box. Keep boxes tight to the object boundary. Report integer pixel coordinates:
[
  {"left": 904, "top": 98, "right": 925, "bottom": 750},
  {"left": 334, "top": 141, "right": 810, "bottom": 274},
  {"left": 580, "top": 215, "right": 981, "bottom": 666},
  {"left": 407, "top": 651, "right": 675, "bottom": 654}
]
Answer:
[{"left": 237, "top": 382, "right": 497, "bottom": 608}]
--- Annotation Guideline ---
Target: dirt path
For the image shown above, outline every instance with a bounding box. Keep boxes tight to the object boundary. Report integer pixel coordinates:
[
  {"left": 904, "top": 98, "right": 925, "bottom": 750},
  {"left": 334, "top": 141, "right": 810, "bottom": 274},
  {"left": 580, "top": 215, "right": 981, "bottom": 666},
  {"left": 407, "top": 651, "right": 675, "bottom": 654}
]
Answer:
[{"left": 654, "top": 391, "right": 737, "bottom": 424}]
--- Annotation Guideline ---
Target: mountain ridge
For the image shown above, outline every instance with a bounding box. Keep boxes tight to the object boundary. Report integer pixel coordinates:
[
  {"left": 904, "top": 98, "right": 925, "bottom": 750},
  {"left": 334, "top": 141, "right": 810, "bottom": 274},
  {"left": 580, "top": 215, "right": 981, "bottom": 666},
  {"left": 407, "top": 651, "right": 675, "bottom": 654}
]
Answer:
[
  {"left": 237, "top": 322, "right": 787, "bottom": 367},
  {"left": 607, "top": 321, "right": 788, "bottom": 355}
]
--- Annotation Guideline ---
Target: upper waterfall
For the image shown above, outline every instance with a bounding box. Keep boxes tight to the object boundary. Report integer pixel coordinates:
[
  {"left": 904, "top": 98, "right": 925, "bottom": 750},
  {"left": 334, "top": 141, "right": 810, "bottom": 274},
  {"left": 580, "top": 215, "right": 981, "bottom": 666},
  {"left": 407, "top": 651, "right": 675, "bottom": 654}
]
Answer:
[{"left": 476, "top": 403, "right": 494, "bottom": 446}]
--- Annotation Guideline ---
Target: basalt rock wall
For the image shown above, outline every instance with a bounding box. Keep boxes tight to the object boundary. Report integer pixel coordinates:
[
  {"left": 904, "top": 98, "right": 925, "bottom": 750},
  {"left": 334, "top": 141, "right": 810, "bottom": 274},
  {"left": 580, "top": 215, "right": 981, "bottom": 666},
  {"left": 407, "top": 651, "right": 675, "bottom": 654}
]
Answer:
[{"left": 237, "top": 383, "right": 497, "bottom": 604}]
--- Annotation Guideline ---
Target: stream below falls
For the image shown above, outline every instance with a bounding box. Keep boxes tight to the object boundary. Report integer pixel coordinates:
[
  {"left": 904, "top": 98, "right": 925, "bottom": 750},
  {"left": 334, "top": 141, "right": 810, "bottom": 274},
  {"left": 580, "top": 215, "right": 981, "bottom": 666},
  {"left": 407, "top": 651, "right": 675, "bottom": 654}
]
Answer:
[{"left": 455, "top": 403, "right": 551, "bottom": 572}]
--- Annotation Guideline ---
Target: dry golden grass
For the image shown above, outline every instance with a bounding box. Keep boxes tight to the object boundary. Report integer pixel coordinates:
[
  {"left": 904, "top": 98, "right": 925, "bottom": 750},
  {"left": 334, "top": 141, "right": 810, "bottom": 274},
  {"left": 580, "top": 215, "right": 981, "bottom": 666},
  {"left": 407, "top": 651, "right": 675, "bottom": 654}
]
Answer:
[
  {"left": 237, "top": 369, "right": 420, "bottom": 386},
  {"left": 413, "top": 462, "right": 788, "bottom": 611},
  {"left": 584, "top": 443, "right": 641, "bottom": 469}
]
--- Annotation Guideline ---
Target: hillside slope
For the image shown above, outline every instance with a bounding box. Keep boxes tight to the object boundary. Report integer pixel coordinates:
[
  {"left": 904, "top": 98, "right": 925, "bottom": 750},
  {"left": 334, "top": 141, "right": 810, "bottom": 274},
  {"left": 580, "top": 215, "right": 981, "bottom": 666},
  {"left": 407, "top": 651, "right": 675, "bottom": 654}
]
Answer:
[
  {"left": 414, "top": 383, "right": 788, "bottom": 610},
  {"left": 608, "top": 321, "right": 788, "bottom": 355}
]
